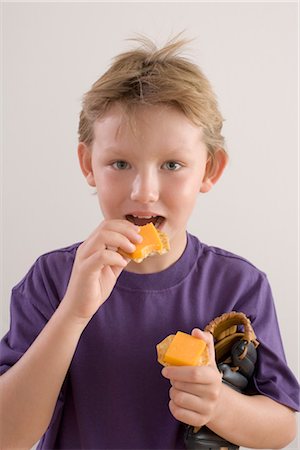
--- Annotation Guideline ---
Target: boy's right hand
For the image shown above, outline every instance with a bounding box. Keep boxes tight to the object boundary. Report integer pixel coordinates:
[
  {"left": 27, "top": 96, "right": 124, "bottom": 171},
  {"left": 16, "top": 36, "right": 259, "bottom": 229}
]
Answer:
[{"left": 61, "top": 219, "right": 141, "bottom": 323}]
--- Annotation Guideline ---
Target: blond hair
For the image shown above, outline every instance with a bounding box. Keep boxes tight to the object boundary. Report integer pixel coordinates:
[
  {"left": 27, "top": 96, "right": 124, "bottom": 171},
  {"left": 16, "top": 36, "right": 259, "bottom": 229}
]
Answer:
[{"left": 78, "top": 35, "right": 225, "bottom": 156}]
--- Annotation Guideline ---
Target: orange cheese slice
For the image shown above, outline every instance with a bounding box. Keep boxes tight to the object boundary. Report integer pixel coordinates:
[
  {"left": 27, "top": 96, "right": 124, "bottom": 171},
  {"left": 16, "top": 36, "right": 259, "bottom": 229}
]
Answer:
[
  {"left": 156, "top": 331, "right": 209, "bottom": 367},
  {"left": 122, "top": 223, "right": 170, "bottom": 263}
]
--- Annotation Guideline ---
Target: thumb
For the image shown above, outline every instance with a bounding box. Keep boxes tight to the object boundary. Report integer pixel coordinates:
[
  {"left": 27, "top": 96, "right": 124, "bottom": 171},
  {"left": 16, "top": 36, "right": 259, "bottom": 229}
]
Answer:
[{"left": 191, "top": 328, "right": 216, "bottom": 366}]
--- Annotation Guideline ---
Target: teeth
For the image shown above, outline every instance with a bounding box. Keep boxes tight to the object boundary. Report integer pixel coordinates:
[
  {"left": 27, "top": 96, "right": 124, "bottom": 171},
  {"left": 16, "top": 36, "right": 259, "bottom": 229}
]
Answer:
[{"left": 132, "top": 215, "right": 157, "bottom": 219}]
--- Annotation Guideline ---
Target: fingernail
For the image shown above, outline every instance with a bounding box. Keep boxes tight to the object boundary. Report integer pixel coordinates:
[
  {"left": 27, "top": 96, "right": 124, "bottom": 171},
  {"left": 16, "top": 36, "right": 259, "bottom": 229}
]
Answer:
[
  {"left": 122, "top": 258, "right": 129, "bottom": 266},
  {"left": 134, "top": 233, "right": 143, "bottom": 243},
  {"left": 128, "top": 243, "right": 136, "bottom": 252},
  {"left": 162, "top": 368, "right": 168, "bottom": 377}
]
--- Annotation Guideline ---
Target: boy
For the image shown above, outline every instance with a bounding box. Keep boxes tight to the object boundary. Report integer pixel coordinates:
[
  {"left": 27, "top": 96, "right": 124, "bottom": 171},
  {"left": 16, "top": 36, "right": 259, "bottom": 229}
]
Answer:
[{"left": 0, "top": 36, "right": 299, "bottom": 449}]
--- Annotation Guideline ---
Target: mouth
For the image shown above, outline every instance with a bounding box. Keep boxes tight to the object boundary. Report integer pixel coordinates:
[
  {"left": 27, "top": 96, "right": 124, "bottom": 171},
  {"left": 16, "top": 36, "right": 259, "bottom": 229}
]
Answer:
[{"left": 125, "top": 214, "right": 165, "bottom": 229}]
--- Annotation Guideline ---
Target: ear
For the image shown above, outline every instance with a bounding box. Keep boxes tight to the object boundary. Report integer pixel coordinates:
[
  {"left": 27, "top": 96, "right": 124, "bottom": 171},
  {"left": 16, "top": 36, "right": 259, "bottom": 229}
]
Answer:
[
  {"left": 77, "top": 142, "right": 96, "bottom": 187},
  {"left": 200, "top": 148, "right": 228, "bottom": 193}
]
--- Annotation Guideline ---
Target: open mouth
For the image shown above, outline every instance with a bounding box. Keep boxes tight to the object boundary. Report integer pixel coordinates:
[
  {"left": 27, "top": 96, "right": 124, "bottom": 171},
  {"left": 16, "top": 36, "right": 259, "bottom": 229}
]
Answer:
[{"left": 126, "top": 214, "right": 165, "bottom": 229}]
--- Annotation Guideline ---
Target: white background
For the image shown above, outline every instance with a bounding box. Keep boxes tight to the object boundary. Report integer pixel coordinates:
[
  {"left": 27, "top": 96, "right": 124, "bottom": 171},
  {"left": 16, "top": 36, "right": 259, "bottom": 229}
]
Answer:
[{"left": 1, "top": 2, "right": 299, "bottom": 449}]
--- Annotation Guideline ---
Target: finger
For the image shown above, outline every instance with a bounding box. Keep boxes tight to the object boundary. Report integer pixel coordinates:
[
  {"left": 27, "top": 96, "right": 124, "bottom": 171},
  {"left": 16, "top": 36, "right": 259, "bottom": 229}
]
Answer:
[
  {"left": 80, "top": 219, "right": 141, "bottom": 248},
  {"left": 103, "top": 230, "right": 139, "bottom": 254},
  {"left": 110, "top": 257, "right": 131, "bottom": 278},
  {"left": 168, "top": 399, "right": 206, "bottom": 428},
  {"left": 101, "top": 219, "right": 142, "bottom": 242},
  {"left": 170, "top": 378, "right": 211, "bottom": 396},
  {"left": 162, "top": 365, "right": 212, "bottom": 384},
  {"left": 80, "top": 229, "right": 140, "bottom": 259},
  {"left": 191, "top": 328, "right": 216, "bottom": 366},
  {"left": 169, "top": 386, "right": 202, "bottom": 414},
  {"left": 82, "top": 248, "right": 128, "bottom": 275}
]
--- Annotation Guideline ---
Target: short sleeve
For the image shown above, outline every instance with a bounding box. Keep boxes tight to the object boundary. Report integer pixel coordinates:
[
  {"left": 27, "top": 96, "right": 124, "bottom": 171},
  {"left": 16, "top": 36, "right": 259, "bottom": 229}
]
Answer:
[
  {"left": 245, "top": 273, "right": 300, "bottom": 411},
  {"left": 0, "top": 246, "right": 76, "bottom": 375},
  {"left": 0, "top": 260, "right": 54, "bottom": 374}
]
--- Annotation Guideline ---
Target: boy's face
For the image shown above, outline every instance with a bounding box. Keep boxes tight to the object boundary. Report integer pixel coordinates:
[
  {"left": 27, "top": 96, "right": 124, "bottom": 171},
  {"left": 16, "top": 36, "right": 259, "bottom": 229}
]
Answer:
[{"left": 79, "top": 103, "right": 218, "bottom": 272}]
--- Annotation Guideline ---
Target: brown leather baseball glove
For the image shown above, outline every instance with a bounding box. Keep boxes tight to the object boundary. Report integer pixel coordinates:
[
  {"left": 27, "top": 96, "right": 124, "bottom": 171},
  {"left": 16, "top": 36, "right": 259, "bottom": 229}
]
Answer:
[{"left": 184, "top": 311, "right": 259, "bottom": 449}]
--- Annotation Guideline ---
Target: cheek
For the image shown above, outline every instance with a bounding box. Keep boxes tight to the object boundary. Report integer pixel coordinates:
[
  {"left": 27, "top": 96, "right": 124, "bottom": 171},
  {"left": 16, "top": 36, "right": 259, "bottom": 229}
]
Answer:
[
  {"left": 95, "top": 172, "right": 126, "bottom": 214},
  {"left": 164, "top": 177, "right": 200, "bottom": 212},
  {"left": 170, "top": 175, "right": 200, "bottom": 199}
]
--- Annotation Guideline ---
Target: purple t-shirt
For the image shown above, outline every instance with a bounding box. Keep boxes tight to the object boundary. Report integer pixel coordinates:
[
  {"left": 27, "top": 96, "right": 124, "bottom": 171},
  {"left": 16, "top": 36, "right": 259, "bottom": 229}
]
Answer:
[{"left": 1, "top": 233, "right": 299, "bottom": 449}]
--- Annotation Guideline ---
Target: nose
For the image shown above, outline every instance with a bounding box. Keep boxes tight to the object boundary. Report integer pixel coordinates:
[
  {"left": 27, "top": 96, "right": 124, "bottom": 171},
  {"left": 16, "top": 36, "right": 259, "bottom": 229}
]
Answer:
[{"left": 130, "top": 169, "right": 159, "bottom": 204}]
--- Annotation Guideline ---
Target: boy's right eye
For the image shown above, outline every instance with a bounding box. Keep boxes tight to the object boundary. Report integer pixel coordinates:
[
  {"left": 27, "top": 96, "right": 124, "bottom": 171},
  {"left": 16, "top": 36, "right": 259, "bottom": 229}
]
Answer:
[{"left": 112, "top": 160, "right": 130, "bottom": 170}]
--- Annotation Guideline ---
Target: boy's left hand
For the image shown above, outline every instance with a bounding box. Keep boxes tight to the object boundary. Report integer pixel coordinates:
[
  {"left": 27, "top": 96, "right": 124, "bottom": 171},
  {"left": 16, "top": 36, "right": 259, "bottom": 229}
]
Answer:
[{"left": 161, "top": 329, "right": 222, "bottom": 428}]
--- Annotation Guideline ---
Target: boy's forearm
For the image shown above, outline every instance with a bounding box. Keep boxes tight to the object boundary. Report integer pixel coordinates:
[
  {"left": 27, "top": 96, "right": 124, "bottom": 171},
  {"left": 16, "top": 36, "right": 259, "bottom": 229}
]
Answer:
[
  {"left": 207, "top": 383, "right": 297, "bottom": 448},
  {"left": 0, "top": 299, "right": 89, "bottom": 449}
]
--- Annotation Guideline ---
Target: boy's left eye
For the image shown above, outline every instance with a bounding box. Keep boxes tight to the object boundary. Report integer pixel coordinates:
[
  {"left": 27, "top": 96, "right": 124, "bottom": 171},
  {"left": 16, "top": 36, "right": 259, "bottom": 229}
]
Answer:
[{"left": 162, "top": 161, "right": 182, "bottom": 171}]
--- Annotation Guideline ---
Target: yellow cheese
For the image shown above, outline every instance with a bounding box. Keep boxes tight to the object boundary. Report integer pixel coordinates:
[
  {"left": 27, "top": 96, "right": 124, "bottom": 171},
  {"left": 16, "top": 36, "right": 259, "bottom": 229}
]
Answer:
[
  {"left": 163, "top": 331, "right": 207, "bottom": 366},
  {"left": 122, "top": 222, "right": 169, "bottom": 263}
]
